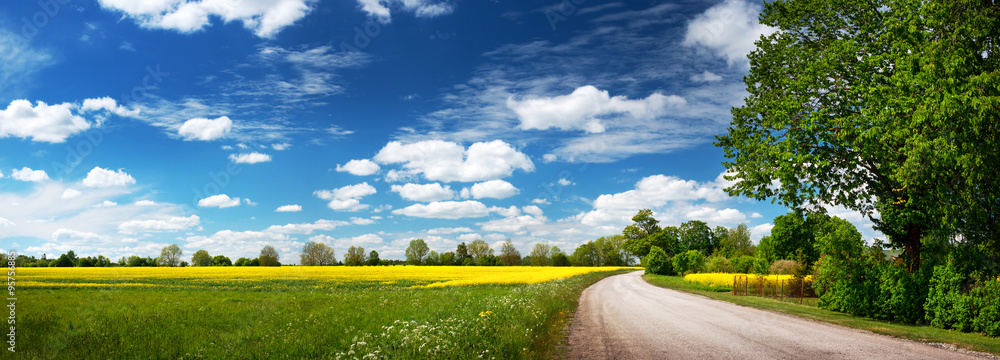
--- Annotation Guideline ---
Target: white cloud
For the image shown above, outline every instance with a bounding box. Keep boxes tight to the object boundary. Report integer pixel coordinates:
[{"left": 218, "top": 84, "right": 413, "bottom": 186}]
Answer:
[
  {"left": 197, "top": 194, "right": 241, "bottom": 208},
  {"left": 350, "top": 217, "right": 376, "bottom": 225},
  {"left": 134, "top": 200, "right": 157, "bottom": 206},
  {"left": 0, "top": 100, "right": 90, "bottom": 143},
  {"left": 229, "top": 152, "right": 271, "bottom": 164},
  {"left": 374, "top": 140, "right": 534, "bottom": 182},
  {"left": 542, "top": 154, "right": 557, "bottom": 163},
  {"left": 531, "top": 198, "right": 549, "bottom": 205},
  {"left": 62, "top": 189, "right": 82, "bottom": 199},
  {"left": 82, "top": 167, "right": 136, "bottom": 188},
  {"left": 272, "top": 143, "right": 291, "bottom": 150},
  {"left": 81, "top": 97, "right": 140, "bottom": 118},
  {"left": 390, "top": 183, "right": 456, "bottom": 202},
  {"left": 392, "top": 200, "right": 493, "bottom": 219},
  {"left": 683, "top": 0, "right": 778, "bottom": 66},
  {"left": 469, "top": 180, "right": 519, "bottom": 199},
  {"left": 264, "top": 219, "right": 348, "bottom": 234},
  {"left": 11, "top": 167, "right": 49, "bottom": 182},
  {"left": 576, "top": 172, "right": 734, "bottom": 228},
  {"left": 314, "top": 183, "right": 376, "bottom": 211},
  {"left": 750, "top": 223, "right": 774, "bottom": 241},
  {"left": 118, "top": 215, "right": 200, "bottom": 234},
  {"left": 356, "top": 0, "right": 453, "bottom": 24},
  {"left": 178, "top": 116, "right": 232, "bottom": 141},
  {"left": 52, "top": 229, "right": 108, "bottom": 242},
  {"left": 426, "top": 227, "right": 474, "bottom": 235},
  {"left": 309, "top": 233, "right": 384, "bottom": 249},
  {"left": 96, "top": 0, "right": 316, "bottom": 38},
  {"left": 507, "top": 85, "right": 685, "bottom": 133},
  {"left": 275, "top": 204, "right": 302, "bottom": 212},
  {"left": 479, "top": 206, "right": 548, "bottom": 234},
  {"left": 684, "top": 206, "right": 746, "bottom": 224},
  {"left": 92, "top": 200, "right": 119, "bottom": 208},
  {"left": 690, "top": 70, "right": 722, "bottom": 82},
  {"left": 0, "top": 217, "right": 13, "bottom": 227},
  {"left": 336, "top": 159, "right": 380, "bottom": 176},
  {"left": 558, "top": 178, "right": 574, "bottom": 186}
]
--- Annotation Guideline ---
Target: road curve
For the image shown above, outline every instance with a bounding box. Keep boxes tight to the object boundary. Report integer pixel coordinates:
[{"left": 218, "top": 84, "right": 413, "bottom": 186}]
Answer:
[{"left": 566, "top": 271, "right": 988, "bottom": 360}]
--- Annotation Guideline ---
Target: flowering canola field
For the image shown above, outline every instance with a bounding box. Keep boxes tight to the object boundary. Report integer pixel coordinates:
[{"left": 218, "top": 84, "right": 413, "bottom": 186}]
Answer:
[
  {"left": 19, "top": 266, "right": 636, "bottom": 291},
  {"left": 684, "top": 273, "right": 814, "bottom": 288}
]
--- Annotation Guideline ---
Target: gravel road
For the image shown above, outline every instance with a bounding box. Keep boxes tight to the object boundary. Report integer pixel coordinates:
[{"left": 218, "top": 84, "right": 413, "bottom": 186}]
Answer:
[{"left": 566, "top": 271, "right": 989, "bottom": 360}]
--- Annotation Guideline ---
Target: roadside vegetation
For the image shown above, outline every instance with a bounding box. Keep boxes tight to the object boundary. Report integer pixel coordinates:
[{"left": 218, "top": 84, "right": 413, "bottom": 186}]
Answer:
[
  {"left": 18, "top": 267, "right": 633, "bottom": 358},
  {"left": 644, "top": 274, "right": 1000, "bottom": 355}
]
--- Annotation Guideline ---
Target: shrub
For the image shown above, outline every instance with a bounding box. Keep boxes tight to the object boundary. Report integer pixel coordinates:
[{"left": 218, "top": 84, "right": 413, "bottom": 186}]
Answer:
[
  {"left": 672, "top": 250, "right": 706, "bottom": 275},
  {"left": 769, "top": 259, "right": 800, "bottom": 275},
  {"left": 704, "top": 255, "right": 734, "bottom": 273},
  {"left": 924, "top": 259, "right": 972, "bottom": 330},
  {"left": 730, "top": 255, "right": 756, "bottom": 274},
  {"left": 643, "top": 246, "right": 674, "bottom": 276},
  {"left": 973, "top": 280, "right": 1000, "bottom": 336}
]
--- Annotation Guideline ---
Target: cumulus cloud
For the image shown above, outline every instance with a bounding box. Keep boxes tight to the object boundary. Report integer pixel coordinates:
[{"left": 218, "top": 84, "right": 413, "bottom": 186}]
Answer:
[
  {"left": 118, "top": 215, "right": 200, "bottom": 234},
  {"left": 92, "top": 200, "right": 119, "bottom": 208},
  {"left": 478, "top": 205, "right": 548, "bottom": 234},
  {"left": 690, "top": 70, "right": 723, "bottom": 82},
  {"left": 469, "top": 180, "right": 519, "bottom": 199},
  {"left": 392, "top": 200, "right": 494, "bottom": 219},
  {"left": 683, "top": 0, "right": 778, "bottom": 66},
  {"left": 197, "top": 194, "right": 241, "bottom": 208},
  {"left": 356, "top": 0, "right": 453, "bottom": 24},
  {"left": 82, "top": 167, "right": 136, "bottom": 188},
  {"left": 229, "top": 152, "right": 271, "bottom": 164},
  {"left": 309, "top": 233, "right": 384, "bottom": 249},
  {"left": 11, "top": 167, "right": 49, "bottom": 182},
  {"left": 374, "top": 140, "right": 533, "bottom": 182},
  {"left": 97, "top": 0, "right": 316, "bottom": 38},
  {"left": 390, "top": 183, "right": 456, "bottom": 202},
  {"left": 134, "top": 200, "right": 157, "bottom": 206},
  {"left": 275, "top": 204, "right": 302, "bottom": 212},
  {"left": 178, "top": 116, "right": 232, "bottom": 141},
  {"left": 81, "top": 97, "right": 141, "bottom": 118},
  {"left": 314, "top": 183, "right": 376, "bottom": 211},
  {"left": 62, "top": 188, "right": 83, "bottom": 199},
  {"left": 750, "top": 223, "right": 774, "bottom": 241},
  {"left": 426, "top": 227, "right": 474, "bottom": 235},
  {"left": 264, "top": 219, "right": 348, "bottom": 234},
  {"left": 336, "top": 159, "right": 380, "bottom": 176},
  {"left": 0, "top": 100, "right": 90, "bottom": 143},
  {"left": 507, "top": 85, "right": 685, "bottom": 133},
  {"left": 576, "top": 172, "right": 737, "bottom": 228}
]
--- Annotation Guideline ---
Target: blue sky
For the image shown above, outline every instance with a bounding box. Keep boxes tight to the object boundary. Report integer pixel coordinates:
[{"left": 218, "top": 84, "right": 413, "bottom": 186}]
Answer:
[{"left": 0, "top": 0, "right": 880, "bottom": 263}]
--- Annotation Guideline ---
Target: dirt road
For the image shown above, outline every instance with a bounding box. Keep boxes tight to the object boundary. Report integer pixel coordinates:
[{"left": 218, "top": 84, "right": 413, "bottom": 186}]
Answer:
[{"left": 566, "top": 271, "right": 988, "bottom": 359}]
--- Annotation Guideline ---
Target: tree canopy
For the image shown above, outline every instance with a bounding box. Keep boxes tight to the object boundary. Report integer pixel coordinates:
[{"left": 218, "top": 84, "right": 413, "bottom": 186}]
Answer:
[
  {"left": 716, "top": 0, "right": 999, "bottom": 271},
  {"left": 301, "top": 241, "right": 336, "bottom": 266},
  {"left": 158, "top": 244, "right": 182, "bottom": 267},
  {"left": 259, "top": 245, "right": 280, "bottom": 266},
  {"left": 405, "top": 239, "right": 430, "bottom": 265}
]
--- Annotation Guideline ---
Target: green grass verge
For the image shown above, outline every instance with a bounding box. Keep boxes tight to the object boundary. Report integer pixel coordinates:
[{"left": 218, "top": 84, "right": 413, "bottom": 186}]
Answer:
[
  {"left": 644, "top": 274, "right": 1000, "bottom": 356},
  {"left": 19, "top": 269, "right": 631, "bottom": 359}
]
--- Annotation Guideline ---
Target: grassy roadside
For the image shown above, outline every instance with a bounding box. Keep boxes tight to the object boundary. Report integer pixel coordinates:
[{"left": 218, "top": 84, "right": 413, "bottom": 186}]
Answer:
[
  {"left": 643, "top": 274, "right": 1000, "bottom": 356},
  {"left": 19, "top": 268, "right": 635, "bottom": 359}
]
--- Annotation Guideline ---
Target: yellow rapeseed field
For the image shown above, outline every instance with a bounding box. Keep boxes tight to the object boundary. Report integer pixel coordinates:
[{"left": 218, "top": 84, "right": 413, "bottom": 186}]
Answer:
[
  {"left": 19, "top": 266, "right": 637, "bottom": 291},
  {"left": 684, "top": 273, "right": 814, "bottom": 288}
]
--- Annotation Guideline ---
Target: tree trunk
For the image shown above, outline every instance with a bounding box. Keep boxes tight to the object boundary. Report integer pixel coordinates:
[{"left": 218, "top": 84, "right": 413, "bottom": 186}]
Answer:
[{"left": 903, "top": 223, "right": 922, "bottom": 273}]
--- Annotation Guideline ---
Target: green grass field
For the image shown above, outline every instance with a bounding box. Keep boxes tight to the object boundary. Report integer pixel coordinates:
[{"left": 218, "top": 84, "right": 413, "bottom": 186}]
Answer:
[
  {"left": 18, "top": 268, "right": 632, "bottom": 359},
  {"left": 644, "top": 274, "right": 1000, "bottom": 356}
]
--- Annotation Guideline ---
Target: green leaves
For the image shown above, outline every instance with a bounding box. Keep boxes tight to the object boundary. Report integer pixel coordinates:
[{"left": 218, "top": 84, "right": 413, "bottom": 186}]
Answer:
[{"left": 717, "top": 0, "right": 1000, "bottom": 270}]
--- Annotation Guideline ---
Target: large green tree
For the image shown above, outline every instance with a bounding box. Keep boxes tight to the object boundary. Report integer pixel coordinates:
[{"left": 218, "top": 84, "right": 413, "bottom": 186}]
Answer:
[
  {"left": 301, "top": 241, "right": 336, "bottom": 266},
  {"left": 259, "top": 245, "right": 281, "bottom": 266},
  {"left": 158, "top": 244, "right": 182, "bottom": 267},
  {"left": 191, "top": 250, "right": 212, "bottom": 267},
  {"left": 405, "top": 239, "right": 430, "bottom": 265},
  {"left": 716, "top": 0, "right": 999, "bottom": 272}
]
